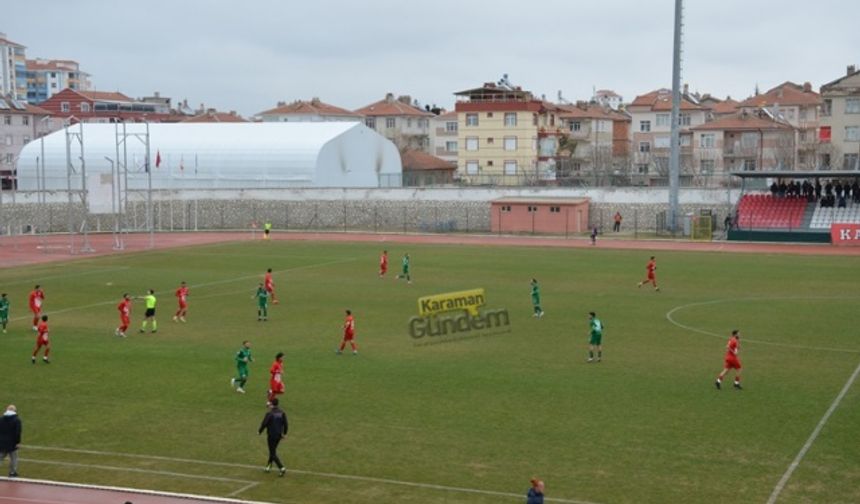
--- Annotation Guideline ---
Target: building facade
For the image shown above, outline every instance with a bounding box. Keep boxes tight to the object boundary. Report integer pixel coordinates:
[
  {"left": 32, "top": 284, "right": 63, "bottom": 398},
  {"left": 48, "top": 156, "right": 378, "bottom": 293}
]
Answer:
[
  {"left": 557, "top": 102, "right": 628, "bottom": 182},
  {"left": 429, "top": 110, "right": 458, "bottom": 164},
  {"left": 0, "top": 95, "right": 52, "bottom": 189},
  {"left": 355, "top": 93, "right": 433, "bottom": 152},
  {"left": 25, "top": 59, "right": 91, "bottom": 104},
  {"left": 820, "top": 65, "right": 860, "bottom": 170},
  {"left": 36, "top": 88, "right": 176, "bottom": 123},
  {"left": 0, "top": 33, "right": 27, "bottom": 100},
  {"left": 593, "top": 89, "right": 622, "bottom": 110},
  {"left": 257, "top": 98, "right": 362, "bottom": 122},
  {"left": 454, "top": 82, "right": 562, "bottom": 185}
]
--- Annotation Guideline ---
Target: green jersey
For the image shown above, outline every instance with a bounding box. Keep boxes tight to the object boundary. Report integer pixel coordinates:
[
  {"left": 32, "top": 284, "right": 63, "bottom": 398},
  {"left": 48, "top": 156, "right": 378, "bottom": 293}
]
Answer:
[
  {"left": 531, "top": 284, "right": 540, "bottom": 303},
  {"left": 264, "top": 222, "right": 272, "bottom": 231},
  {"left": 402, "top": 256, "right": 410, "bottom": 272},
  {"left": 590, "top": 318, "right": 603, "bottom": 336},
  {"left": 144, "top": 294, "right": 157, "bottom": 309},
  {"left": 255, "top": 288, "right": 269, "bottom": 307},
  {"left": 235, "top": 347, "right": 252, "bottom": 367},
  {"left": 0, "top": 297, "right": 9, "bottom": 318}
]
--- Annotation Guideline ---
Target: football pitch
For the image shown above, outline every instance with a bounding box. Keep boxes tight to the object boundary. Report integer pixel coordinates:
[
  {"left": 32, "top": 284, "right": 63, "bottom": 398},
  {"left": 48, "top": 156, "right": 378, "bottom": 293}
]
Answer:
[{"left": 1, "top": 238, "right": 859, "bottom": 504}]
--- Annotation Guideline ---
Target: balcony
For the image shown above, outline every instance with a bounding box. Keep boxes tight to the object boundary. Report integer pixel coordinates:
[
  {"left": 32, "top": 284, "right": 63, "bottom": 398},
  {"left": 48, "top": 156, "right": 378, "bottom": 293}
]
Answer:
[{"left": 724, "top": 146, "right": 759, "bottom": 158}]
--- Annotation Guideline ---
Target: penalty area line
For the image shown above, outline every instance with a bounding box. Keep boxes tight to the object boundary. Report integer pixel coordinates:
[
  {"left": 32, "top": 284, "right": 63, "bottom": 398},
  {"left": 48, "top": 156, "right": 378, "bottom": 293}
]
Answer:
[
  {"left": 765, "top": 358, "right": 860, "bottom": 504},
  {"left": 22, "top": 445, "right": 601, "bottom": 504}
]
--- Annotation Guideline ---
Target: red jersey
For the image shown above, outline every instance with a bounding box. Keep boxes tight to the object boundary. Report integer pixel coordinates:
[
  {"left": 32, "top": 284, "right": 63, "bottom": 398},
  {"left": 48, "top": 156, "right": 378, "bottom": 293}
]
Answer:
[
  {"left": 118, "top": 299, "right": 132, "bottom": 317},
  {"left": 37, "top": 321, "right": 49, "bottom": 340},
  {"left": 175, "top": 286, "right": 189, "bottom": 304},
  {"left": 344, "top": 314, "right": 355, "bottom": 336},
  {"left": 646, "top": 260, "right": 656, "bottom": 274},
  {"left": 725, "top": 336, "right": 739, "bottom": 358},
  {"left": 270, "top": 360, "right": 283, "bottom": 384},
  {"left": 264, "top": 273, "right": 274, "bottom": 288},
  {"left": 29, "top": 289, "right": 45, "bottom": 310},
  {"left": 380, "top": 254, "right": 388, "bottom": 267}
]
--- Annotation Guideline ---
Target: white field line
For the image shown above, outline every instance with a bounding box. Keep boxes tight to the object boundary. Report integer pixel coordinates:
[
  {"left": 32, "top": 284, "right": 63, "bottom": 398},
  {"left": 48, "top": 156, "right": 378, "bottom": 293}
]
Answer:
[
  {"left": 2, "top": 266, "right": 131, "bottom": 287},
  {"left": 665, "top": 296, "right": 860, "bottom": 354},
  {"left": 23, "top": 445, "right": 600, "bottom": 504},
  {"left": 9, "top": 258, "right": 357, "bottom": 323},
  {"left": 226, "top": 482, "right": 261, "bottom": 498},
  {"left": 0, "top": 476, "right": 273, "bottom": 504},
  {"left": 765, "top": 358, "right": 860, "bottom": 504}
]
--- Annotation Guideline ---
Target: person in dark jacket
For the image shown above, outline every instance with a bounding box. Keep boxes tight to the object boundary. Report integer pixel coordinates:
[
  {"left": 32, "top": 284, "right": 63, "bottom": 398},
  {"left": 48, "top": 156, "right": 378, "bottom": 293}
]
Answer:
[
  {"left": 258, "top": 398, "right": 288, "bottom": 476},
  {"left": 526, "top": 478, "right": 544, "bottom": 504},
  {"left": 0, "top": 404, "right": 21, "bottom": 477}
]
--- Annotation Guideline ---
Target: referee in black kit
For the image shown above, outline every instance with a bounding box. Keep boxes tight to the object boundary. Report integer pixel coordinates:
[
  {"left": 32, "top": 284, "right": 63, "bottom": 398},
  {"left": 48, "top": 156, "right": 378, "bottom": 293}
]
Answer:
[{"left": 259, "top": 398, "right": 288, "bottom": 476}]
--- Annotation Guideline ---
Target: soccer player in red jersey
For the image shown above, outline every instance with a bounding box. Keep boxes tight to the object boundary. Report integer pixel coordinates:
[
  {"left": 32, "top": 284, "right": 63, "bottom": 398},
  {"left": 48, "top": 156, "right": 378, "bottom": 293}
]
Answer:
[
  {"left": 267, "top": 352, "right": 285, "bottom": 404},
  {"left": 637, "top": 256, "right": 660, "bottom": 291},
  {"left": 379, "top": 250, "right": 388, "bottom": 278},
  {"left": 31, "top": 315, "right": 50, "bottom": 364},
  {"left": 116, "top": 293, "right": 132, "bottom": 338},
  {"left": 715, "top": 330, "right": 743, "bottom": 390},
  {"left": 336, "top": 309, "right": 358, "bottom": 355},
  {"left": 264, "top": 269, "right": 279, "bottom": 304},
  {"left": 28, "top": 285, "right": 45, "bottom": 331},
  {"left": 173, "top": 281, "right": 189, "bottom": 322}
]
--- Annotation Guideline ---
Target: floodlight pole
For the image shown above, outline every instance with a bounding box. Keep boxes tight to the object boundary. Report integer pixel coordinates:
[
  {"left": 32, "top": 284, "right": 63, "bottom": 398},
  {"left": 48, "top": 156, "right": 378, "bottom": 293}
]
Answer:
[{"left": 668, "top": 0, "right": 684, "bottom": 233}]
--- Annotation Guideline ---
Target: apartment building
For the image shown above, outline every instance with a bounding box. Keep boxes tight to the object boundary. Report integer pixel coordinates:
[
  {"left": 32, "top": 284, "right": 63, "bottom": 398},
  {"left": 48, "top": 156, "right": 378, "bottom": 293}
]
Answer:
[
  {"left": 0, "top": 95, "right": 52, "bottom": 189},
  {"left": 355, "top": 93, "right": 433, "bottom": 152},
  {"left": 691, "top": 108, "right": 795, "bottom": 177},
  {"left": 25, "top": 59, "right": 91, "bottom": 104},
  {"left": 557, "top": 102, "right": 630, "bottom": 179},
  {"left": 429, "top": 110, "right": 458, "bottom": 164},
  {"left": 37, "top": 88, "right": 176, "bottom": 123},
  {"left": 453, "top": 82, "right": 563, "bottom": 184},
  {"left": 626, "top": 88, "right": 709, "bottom": 183},
  {"left": 819, "top": 65, "right": 860, "bottom": 170},
  {"left": 698, "top": 95, "right": 739, "bottom": 118},
  {"left": 257, "top": 98, "right": 362, "bottom": 122},
  {"left": 593, "top": 89, "right": 623, "bottom": 110},
  {"left": 0, "top": 33, "right": 27, "bottom": 100},
  {"left": 738, "top": 82, "right": 821, "bottom": 169}
]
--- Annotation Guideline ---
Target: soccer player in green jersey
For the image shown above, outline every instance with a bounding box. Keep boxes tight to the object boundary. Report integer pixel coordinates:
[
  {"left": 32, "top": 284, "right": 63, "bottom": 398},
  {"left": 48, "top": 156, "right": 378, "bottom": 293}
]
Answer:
[
  {"left": 138, "top": 289, "right": 158, "bottom": 333},
  {"left": 0, "top": 293, "right": 9, "bottom": 334},
  {"left": 396, "top": 253, "right": 411, "bottom": 284},
  {"left": 587, "top": 311, "right": 603, "bottom": 363},
  {"left": 231, "top": 340, "right": 253, "bottom": 394},
  {"left": 530, "top": 279, "right": 544, "bottom": 318},
  {"left": 254, "top": 283, "right": 269, "bottom": 321}
]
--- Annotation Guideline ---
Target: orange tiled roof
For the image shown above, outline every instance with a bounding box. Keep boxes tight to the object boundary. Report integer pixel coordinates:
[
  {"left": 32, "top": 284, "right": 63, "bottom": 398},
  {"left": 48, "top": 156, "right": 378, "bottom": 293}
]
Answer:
[
  {"left": 26, "top": 60, "right": 80, "bottom": 72},
  {"left": 181, "top": 111, "right": 248, "bottom": 123},
  {"left": 710, "top": 98, "right": 740, "bottom": 114},
  {"left": 78, "top": 90, "right": 133, "bottom": 102},
  {"left": 401, "top": 149, "right": 456, "bottom": 171},
  {"left": 629, "top": 89, "right": 707, "bottom": 111},
  {"left": 258, "top": 99, "right": 362, "bottom": 118},
  {"left": 356, "top": 96, "right": 433, "bottom": 117},
  {"left": 557, "top": 103, "right": 628, "bottom": 121},
  {"left": 738, "top": 82, "right": 821, "bottom": 107},
  {"left": 691, "top": 110, "right": 793, "bottom": 131},
  {"left": 434, "top": 110, "right": 458, "bottom": 120}
]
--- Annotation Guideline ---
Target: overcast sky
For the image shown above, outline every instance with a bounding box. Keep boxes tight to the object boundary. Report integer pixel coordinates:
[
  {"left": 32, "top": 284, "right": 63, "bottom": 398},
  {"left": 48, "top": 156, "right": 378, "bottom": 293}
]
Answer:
[{"left": 6, "top": 0, "right": 860, "bottom": 116}]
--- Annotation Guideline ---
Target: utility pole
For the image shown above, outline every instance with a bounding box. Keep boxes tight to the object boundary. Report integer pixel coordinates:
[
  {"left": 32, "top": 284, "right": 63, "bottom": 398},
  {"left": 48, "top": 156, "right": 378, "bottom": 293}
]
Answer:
[{"left": 668, "top": 0, "right": 684, "bottom": 233}]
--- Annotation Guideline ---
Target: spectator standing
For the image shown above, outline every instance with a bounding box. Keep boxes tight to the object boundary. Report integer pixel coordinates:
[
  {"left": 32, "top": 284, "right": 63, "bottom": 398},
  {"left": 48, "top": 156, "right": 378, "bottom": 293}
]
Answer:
[
  {"left": 0, "top": 404, "right": 21, "bottom": 477},
  {"left": 526, "top": 478, "right": 545, "bottom": 504},
  {"left": 814, "top": 179, "right": 822, "bottom": 200},
  {"left": 613, "top": 212, "right": 622, "bottom": 232},
  {"left": 590, "top": 225, "right": 598, "bottom": 245},
  {"left": 258, "top": 398, "right": 288, "bottom": 477}
]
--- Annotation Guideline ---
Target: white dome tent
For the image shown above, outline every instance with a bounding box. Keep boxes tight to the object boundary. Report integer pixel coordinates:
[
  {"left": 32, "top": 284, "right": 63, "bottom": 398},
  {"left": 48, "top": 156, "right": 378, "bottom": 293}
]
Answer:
[{"left": 16, "top": 121, "right": 402, "bottom": 212}]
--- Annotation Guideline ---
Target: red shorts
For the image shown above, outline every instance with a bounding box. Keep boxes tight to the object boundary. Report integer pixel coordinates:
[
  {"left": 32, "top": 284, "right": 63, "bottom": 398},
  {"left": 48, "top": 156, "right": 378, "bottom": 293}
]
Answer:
[
  {"left": 265, "top": 285, "right": 274, "bottom": 293},
  {"left": 343, "top": 331, "right": 355, "bottom": 341},
  {"left": 36, "top": 335, "right": 49, "bottom": 347},
  {"left": 647, "top": 273, "right": 655, "bottom": 281},
  {"left": 30, "top": 306, "right": 41, "bottom": 315},
  {"left": 120, "top": 316, "right": 130, "bottom": 326},
  {"left": 380, "top": 264, "right": 388, "bottom": 274},
  {"left": 270, "top": 380, "right": 284, "bottom": 394},
  {"left": 178, "top": 301, "right": 188, "bottom": 309},
  {"left": 724, "top": 356, "right": 742, "bottom": 370}
]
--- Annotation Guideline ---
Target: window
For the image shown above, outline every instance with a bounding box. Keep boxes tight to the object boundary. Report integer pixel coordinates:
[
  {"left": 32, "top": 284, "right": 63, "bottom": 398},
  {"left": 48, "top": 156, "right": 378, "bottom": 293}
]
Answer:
[
  {"left": 365, "top": 117, "right": 376, "bottom": 129},
  {"left": 843, "top": 154, "right": 859, "bottom": 170},
  {"left": 799, "top": 130, "right": 807, "bottom": 142},
  {"left": 741, "top": 132, "right": 758, "bottom": 149},
  {"left": 654, "top": 136, "right": 670, "bottom": 149},
  {"left": 465, "top": 160, "right": 479, "bottom": 174},
  {"left": 743, "top": 159, "right": 756, "bottom": 171},
  {"left": 799, "top": 107, "right": 807, "bottom": 120},
  {"left": 465, "top": 137, "right": 479, "bottom": 151},
  {"left": 3, "top": 116, "right": 10, "bottom": 125},
  {"left": 822, "top": 99, "right": 832, "bottom": 117},
  {"left": 680, "top": 135, "right": 691, "bottom": 147},
  {"left": 465, "top": 113, "right": 478, "bottom": 126},
  {"left": 61, "top": 102, "right": 70, "bottom": 112},
  {"left": 637, "top": 164, "right": 649, "bottom": 174},
  {"left": 786, "top": 108, "right": 795, "bottom": 120},
  {"left": 504, "top": 160, "right": 517, "bottom": 175},
  {"left": 679, "top": 114, "right": 691, "bottom": 126},
  {"left": 820, "top": 126, "right": 831, "bottom": 143},
  {"left": 487, "top": 112, "right": 494, "bottom": 118},
  {"left": 504, "top": 113, "right": 517, "bottom": 126},
  {"left": 639, "top": 141, "right": 650, "bottom": 153},
  {"left": 50, "top": 72, "right": 56, "bottom": 78},
  {"left": 407, "top": 118, "right": 412, "bottom": 128},
  {"left": 700, "top": 159, "right": 715, "bottom": 174},
  {"left": 640, "top": 120, "right": 651, "bottom": 132},
  {"left": 549, "top": 206, "right": 561, "bottom": 213},
  {"left": 504, "top": 136, "right": 517, "bottom": 151},
  {"left": 5, "top": 153, "right": 13, "bottom": 163},
  {"left": 846, "top": 98, "right": 860, "bottom": 114},
  {"left": 5, "top": 135, "right": 12, "bottom": 146},
  {"left": 445, "top": 121, "right": 457, "bottom": 132},
  {"left": 572, "top": 162, "right": 582, "bottom": 171},
  {"left": 487, "top": 160, "right": 494, "bottom": 166},
  {"left": 500, "top": 205, "right": 511, "bottom": 212},
  {"left": 487, "top": 137, "right": 494, "bottom": 144},
  {"left": 22, "top": 115, "right": 29, "bottom": 126},
  {"left": 80, "top": 102, "right": 90, "bottom": 112},
  {"left": 570, "top": 121, "right": 581, "bottom": 132},
  {"left": 385, "top": 118, "right": 396, "bottom": 129},
  {"left": 656, "top": 114, "right": 670, "bottom": 127},
  {"left": 527, "top": 206, "right": 538, "bottom": 213},
  {"left": 846, "top": 126, "right": 860, "bottom": 141},
  {"left": 445, "top": 141, "right": 458, "bottom": 152},
  {"left": 700, "top": 133, "right": 715, "bottom": 148},
  {"left": 23, "top": 135, "right": 30, "bottom": 144}
]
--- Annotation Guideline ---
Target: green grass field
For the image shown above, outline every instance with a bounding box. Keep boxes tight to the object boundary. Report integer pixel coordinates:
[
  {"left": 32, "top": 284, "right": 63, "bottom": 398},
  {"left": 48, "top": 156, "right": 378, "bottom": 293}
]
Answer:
[{"left": 1, "top": 239, "right": 859, "bottom": 504}]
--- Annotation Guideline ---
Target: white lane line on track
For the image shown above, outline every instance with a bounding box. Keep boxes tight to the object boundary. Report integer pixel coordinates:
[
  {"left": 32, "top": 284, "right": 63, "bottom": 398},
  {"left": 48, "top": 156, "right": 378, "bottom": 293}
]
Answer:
[
  {"left": 23, "top": 445, "right": 601, "bottom": 504},
  {"left": 665, "top": 296, "right": 860, "bottom": 354},
  {"left": 9, "top": 258, "right": 357, "bottom": 323},
  {"left": 18, "top": 458, "right": 253, "bottom": 485},
  {"left": 765, "top": 358, "right": 860, "bottom": 504}
]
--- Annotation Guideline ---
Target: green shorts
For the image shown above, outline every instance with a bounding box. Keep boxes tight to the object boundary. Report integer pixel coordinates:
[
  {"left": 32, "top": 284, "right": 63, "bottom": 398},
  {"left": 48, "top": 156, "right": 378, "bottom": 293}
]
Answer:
[
  {"left": 236, "top": 365, "right": 249, "bottom": 379},
  {"left": 589, "top": 332, "right": 602, "bottom": 346}
]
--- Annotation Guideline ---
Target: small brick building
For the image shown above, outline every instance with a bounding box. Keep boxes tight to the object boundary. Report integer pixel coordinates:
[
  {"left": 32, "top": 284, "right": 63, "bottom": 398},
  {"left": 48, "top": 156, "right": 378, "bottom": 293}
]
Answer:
[{"left": 491, "top": 197, "right": 590, "bottom": 234}]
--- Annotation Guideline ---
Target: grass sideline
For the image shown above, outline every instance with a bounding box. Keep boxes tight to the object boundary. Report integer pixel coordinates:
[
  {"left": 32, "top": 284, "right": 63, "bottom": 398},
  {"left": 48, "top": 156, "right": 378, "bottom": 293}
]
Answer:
[{"left": 1, "top": 240, "right": 859, "bottom": 504}]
